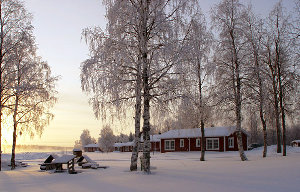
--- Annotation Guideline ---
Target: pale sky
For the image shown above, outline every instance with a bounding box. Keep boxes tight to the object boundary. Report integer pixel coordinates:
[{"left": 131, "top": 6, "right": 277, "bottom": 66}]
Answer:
[{"left": 2, "top": 0, "right": 295, "bottom": 148}]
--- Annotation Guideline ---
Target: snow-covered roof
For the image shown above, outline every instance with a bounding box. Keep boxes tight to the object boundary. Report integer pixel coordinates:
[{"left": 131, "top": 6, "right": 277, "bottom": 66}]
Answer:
[
  {"left": 84, "top": 144, "right": 99, "bottom": 148},
  {"left": 291, "top": 140, "right": 300, "bottom": 143},
  {"left": 140, "top": 134, "right": 161, "bottom": 142},
  {"left": 113, "top": 141, "right": 134, "bottom": 147},
  {"left": 158, "top": 126, "right": 249, "bottom": 139},
  {"left": 52, "top": 155, "right": 76, "bottom": 163}
]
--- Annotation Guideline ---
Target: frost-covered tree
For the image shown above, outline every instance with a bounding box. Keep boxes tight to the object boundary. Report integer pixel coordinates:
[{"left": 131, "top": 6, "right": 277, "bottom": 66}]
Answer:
[
  {"left": 179, "top": 8, "right": 213, "bottom": 161},
  {"left": 98, "top": 125, "right": 115, "bottom": 152},
  {"left": 82, "top": 0, "right": 198, "bottom": 173},
  {"left": 79, "top": 129, "right": 96, "bottom": 148},
  {"left": 0, "top": 0, "right": 38, "bottom": 171},
  {"left": 264, "top": 2, "right": 299, "bottom": 156},
  {"left": 242, "top": 6, "right": 269, "bottom": 157},
  {"left": 211, "top": 0, "right": 248, "bottom": 161},
  {"left": 10, "top": 33, "right": 57, "bottom": 169},
  {"left": 81, "top": 0, "right": 143, "bottom": 171}
]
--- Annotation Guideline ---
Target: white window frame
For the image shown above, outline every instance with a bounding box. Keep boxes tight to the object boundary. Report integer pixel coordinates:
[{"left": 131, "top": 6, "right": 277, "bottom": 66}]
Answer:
[
  {"left": 165, "top": 140, "right": 175, "bottom": 150},
  {"left": 196, "top": 138, "right": 201, "bottom": 147},
  {"left": 206, "top": 138, "right": 219, "bottom": 150},
  {"left": 180, "top": 139, "right": 184, "bottom": 147},
  {"left": 228, "top": 137, "right": 234, "bottom": 148}
]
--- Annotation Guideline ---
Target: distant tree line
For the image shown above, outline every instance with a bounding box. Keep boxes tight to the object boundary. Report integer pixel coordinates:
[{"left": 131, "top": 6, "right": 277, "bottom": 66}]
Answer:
[{"left": 74, "top": 127, "right": 135, "bottom": 152}]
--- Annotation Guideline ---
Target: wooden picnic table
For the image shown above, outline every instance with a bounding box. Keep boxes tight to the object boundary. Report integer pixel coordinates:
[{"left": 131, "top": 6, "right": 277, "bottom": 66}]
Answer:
[{"left": 52, "top": 155, "right": 76, "bottom": 174}]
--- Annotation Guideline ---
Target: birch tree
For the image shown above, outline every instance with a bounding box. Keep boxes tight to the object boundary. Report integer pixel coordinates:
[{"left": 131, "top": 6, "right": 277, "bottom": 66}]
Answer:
[
  {"left": 211, "top": 0, "right": 248, "bottom": 161},
  {"left": 81, "top": 1, "right": 142, "bottom": 171},
  {"left": 179, "top": 10, "right": 213, "bottom": 161},
  {"left": 265, "top": 2, "right": 299, "bottom": 156},
  {"left": 10, "top": 42, "right": 57, "bottom": 169},
  {"left": 0, "top": 0, "right": 35, "bottom": 171},
  {"left": 243, "top": 7, "right": 269, "bottom": 157},
  {"left": 82, "top": 0, "right": 198, "bottom": 173}
]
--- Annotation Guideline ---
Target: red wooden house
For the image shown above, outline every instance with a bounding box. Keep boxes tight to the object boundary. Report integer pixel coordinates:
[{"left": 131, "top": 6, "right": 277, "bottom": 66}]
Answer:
[
  {"left": 113, "top": 142, "right": 134, "bottom": 152},
  {"left": 159, "top": 126, "right": 248, "bottom": 153},
  {"left": 84, "top": 144, "right": 101, "bottom": 152},
  {"left": 114, "top": 134, "right": 161, "bottom": 152}
]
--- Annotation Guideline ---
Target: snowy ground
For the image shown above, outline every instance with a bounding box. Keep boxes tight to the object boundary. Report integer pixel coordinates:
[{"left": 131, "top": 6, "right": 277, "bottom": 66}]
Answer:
[{"left": 0, "top": 146, "right": 300, "bottom": 192}]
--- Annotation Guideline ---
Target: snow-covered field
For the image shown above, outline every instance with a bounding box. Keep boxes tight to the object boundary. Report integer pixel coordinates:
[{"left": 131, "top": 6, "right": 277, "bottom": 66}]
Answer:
[{"left": 1, "top": 146, "right": 300, "bottom": 192}]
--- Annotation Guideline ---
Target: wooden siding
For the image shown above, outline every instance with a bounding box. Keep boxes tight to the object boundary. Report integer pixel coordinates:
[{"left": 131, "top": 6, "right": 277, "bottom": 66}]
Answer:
[{"left": 161, "top": 132, "right": 247, "bottom": 153}]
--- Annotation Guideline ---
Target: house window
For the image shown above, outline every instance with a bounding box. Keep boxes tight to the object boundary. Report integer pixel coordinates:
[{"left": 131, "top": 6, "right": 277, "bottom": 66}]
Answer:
[
  {"left": 196, "top": 138, "right": 201, "bottom": 147},
  {"left": 180, "top": 139, "right": 184, "bottom": 147},
  {"left": 228, "top": 137, "right": 234, "bottom": 148},
  {"left": 125, "top": 146, "right": 129, "bottom": 151},
  {"left": 206, "top": 138, "right": 219, "bottom": 150},
  {"left": 165, "top": 140, "right": 175, "bottom": 150}
]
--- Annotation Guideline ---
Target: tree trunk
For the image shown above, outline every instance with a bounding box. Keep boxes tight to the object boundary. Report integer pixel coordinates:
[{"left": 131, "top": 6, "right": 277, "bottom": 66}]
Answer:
[
  {"left": 11, "top": 95, "right": 19, "bottom": 170},
  {"left": 231, "top": 30, "right": 247, "bottom": 161},
  {"left": 272, "top": 74, "right": 281, "bottom": 153},
  {"left": 142, "top": 51, "right": 151, "bottom": 174},
  {"left": 139, "top": 0, "right": 151, "bottom": 174},
  {"left": 254, "top": 47, "right": 268, "bottom": 158},
  {"left": 130, "top": 62, "right": 142, "bottom": 171},
  {"left": 0, "top": 2, "right": 3, "bottom": 172},
  {"left": 277, "top": 59, "right": 286, "bottom": 156},
  {"left": 0, "top": 111, "right": 1, "bottom": 170},
  {"left": 266, "top": 46, "right": 281, "bottom": 153},
  {"left": 200, "top": 120, "right": 205, "bottom": 161},
  {"left": 197, "top": 57, "right": 205, "bottom": 161},
  {"left": 259, "top": 101, "right": 268, "bottom": 158},
  {"left": 142, "top": 53, "right": 151, "bottom": 173}
]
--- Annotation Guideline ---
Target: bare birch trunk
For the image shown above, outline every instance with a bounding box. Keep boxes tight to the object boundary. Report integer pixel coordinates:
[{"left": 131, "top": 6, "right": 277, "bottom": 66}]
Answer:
[
  {"left": 274, "top": 17, "right": 286, "bottom": 156},
  {"left": 272, "top": 73, "right": 281, "bottom": 153},
  {"left": 0, "top": 2, "right": 3, "bottom": 172},
  {"left": 231, "top": 33, "right": 247, "bottom": 161},
  {"left": 138, "top": 0, "right": 151, "bottom": 174},
  {"left": 197, "top": 57, "right": 205, "bottom": 161},
  {"left": 11, "top": 95, "right": 19, "bottom": 170},
  {"left": 266, "top": 46, "right": 281, "bottom": 153},
  {"left": 130, "top": 62, "right": 142, "bottom": 171},
  {"left": 276, "top": 54, "right": 286, "bottom": 156},
  {"left": 0, "top": 109, "right": 2, "bottom": 171},
  {"left": 142, "top": 42, "right": 151, "bottom": 174},
  {"left": 142, "top": 50, "right": 151, "bottom": 172},
  {"left": 253, "top": 46, "right": 268, "bottom": 157},
  {"left": 200, "top": 120, "right": 205, "bottom": 161}
]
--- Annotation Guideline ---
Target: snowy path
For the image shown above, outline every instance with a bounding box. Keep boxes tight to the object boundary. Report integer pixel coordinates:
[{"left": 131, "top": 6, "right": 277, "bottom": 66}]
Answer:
[{"left": 0, "top": 146, "right": 300, "bottom": 192}]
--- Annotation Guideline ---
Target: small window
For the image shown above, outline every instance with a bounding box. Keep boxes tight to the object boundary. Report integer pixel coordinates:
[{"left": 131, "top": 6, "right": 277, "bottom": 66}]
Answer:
[
  {"left": 228, "top": 137, "right": 234, "bottom": 148},
  {"left": 206, "top": 138, "right": 219, "bottom": 150},
  {"left": 196, "top": 138, "right": 201, "bottom": 147},
  {"left": 180, "top": 139, "right": 184, "bottom": 147},
  {"left": 165, "top": 140, "right": 175, "bottom": 150},
  {"left": 125, "top": 146, "right": 129, "bottom": 151}
]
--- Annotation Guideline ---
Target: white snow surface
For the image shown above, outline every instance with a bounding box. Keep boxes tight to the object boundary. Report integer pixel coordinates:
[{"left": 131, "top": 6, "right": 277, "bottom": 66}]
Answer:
[
  {"left": 158, "top": 126, "right": 249, "bottom": 139},
  {"left": 1, "top": 145, "right": 300, "bottom": 192}
]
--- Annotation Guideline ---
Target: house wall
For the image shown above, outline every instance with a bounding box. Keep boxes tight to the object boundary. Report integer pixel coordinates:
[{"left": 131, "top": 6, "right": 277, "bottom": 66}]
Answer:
[
  {"left": 225, "top": 132, "right": 248, "bottom": 151},
  {"left": 151, "top": 142, "right": 160, "bottom": 152},
  {"left": 121, "top": 146, "right": 133, "bottom": 152},
  {"left": 84, "top": 147, "right": 100, "bottom": 152},
  {"left": 161, "top": 134, "right": 247, "bottom": 153}
]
